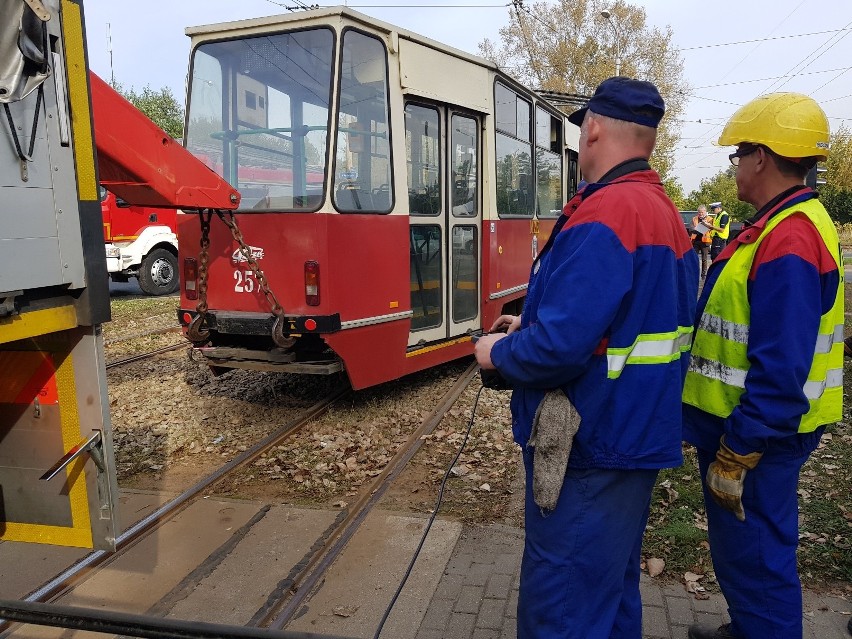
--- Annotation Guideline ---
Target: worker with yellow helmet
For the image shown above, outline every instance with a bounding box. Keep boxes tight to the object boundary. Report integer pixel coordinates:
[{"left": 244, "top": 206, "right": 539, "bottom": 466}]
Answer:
[{"left": 683, "top": 93, "right": 842, "bottom": 639}]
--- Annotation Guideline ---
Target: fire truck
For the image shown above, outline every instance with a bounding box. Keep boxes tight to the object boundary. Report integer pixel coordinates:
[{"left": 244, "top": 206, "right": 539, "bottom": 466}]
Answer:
[{"left": 99, "top": 185, "right": 179, "bottom": 295}]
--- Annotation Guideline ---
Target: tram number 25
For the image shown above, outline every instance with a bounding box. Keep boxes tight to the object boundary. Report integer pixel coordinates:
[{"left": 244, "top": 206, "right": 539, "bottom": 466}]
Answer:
[{"left": 233, "top": 269, "right": 255, "bottom": 293}]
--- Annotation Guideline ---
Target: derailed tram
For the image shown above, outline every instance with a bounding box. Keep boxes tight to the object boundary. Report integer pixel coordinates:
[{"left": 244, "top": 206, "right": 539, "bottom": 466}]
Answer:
[{"left": 177, "top": 7, "right": 581, "bottom": 390}]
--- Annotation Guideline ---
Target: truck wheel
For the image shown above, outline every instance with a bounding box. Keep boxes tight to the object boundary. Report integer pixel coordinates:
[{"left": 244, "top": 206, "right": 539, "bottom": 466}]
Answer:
[{"left": 139, "top": 248, "right": 179, "bottom": 296}]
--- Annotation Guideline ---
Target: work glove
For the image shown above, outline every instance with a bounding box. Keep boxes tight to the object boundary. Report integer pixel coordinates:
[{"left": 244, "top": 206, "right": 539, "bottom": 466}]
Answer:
[
  {"left": 706, "top": 436, "right": 763, "bottom": 522},
  {"left": 528, "top": 390, "right": 581, "bottom": 512}
]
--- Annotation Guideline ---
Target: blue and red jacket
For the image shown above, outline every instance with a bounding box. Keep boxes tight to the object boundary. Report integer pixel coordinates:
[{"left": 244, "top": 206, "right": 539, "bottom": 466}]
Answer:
[
  {"left": 683, "top": 186, "right": 840, "bottom": 458},
  {"left": 491, "top": 159, "right": 700, "bottom": 469}
]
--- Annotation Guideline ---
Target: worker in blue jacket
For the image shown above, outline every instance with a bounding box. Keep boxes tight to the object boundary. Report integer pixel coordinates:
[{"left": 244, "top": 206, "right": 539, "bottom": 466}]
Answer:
[
  {"left": 474, "top": 76, "right": 699, "bottom": 638},
  {"left": 683, "top": 93, "right": 842, "bottom": 639}
]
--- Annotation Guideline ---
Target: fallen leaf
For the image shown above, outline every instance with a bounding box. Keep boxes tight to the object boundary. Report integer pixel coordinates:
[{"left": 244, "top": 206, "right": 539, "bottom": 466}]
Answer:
[{"left": 647, "top": 557, "right": 665, "bottom": 577}]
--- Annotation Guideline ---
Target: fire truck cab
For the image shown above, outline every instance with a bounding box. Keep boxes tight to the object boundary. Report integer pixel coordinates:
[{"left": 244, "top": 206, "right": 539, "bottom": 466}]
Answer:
[{"left": 100, "top": 186, "right": 179, "bottom": 295}]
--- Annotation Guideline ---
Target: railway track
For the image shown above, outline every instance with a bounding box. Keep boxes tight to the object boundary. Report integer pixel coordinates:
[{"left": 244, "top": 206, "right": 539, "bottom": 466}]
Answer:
[
  {"left": 104, "top": 324, "right": 182, "bottom": 346},
  {"left": 259, "top": 362, "right": 478, "bottom": 630},
  {"left": 9, "top": 363, "right": 482, "bottom": 639},
  {"left": 16, "top": 385, "right": 348, "bottom": 609},
  {"left": 105, "top": 342, "right": 188, "bottom": 369}
]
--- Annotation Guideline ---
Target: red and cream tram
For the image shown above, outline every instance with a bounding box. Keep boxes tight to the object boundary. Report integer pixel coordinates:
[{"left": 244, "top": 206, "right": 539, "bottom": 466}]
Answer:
[{"left": 177, "top": 7, "right": 581, "bottom": 389}]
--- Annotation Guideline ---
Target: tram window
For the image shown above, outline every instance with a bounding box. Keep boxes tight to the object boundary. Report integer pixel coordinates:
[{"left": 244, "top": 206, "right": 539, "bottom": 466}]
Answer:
[
  {"left": 568, "top": 150, "right": 579, "bottom": 197},
  {"left": 333, "top": 30, "right": 392, "bottom": 214},
  {"left": 410, "top": 225, "right": 443, "bottom": 330},
  {"left": 185, "top": 29, "right": 334, "bottom": 212},
  {"left": 405, "top": 104, "right": 441, "bottom": 216},
  {"left": 452, "top": 225, "right": 478, "bottom": 322},
  {"left": 536, "top": 148, "right": 562, "bottom": 219},
  {"left": 516, "top": 99, "right": 531, "bottom": 143},
  {"left": 495, "top": 133, "right": 533, "bottom": 218},
  {"left": 495, "top": 82, "right": 531, "bottom": 141},
  {"left": 451, "top": 115, "right": 478, "bottom": 218},
  {"left": 536, "top": 107, "right": 562, "bottom": 154},
  {"left": 535, "top": 106, "right": 563, "bottom": 219}
]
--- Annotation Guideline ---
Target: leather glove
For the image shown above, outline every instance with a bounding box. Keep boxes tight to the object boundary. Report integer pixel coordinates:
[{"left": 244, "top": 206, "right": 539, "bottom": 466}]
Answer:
[{"left": 706, "top": 436, "right": 763, "bottom": 522}]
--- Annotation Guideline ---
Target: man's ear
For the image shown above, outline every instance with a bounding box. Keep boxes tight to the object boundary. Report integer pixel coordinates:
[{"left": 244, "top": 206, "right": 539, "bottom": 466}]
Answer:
[
  {"left": 754, "top": 146, "right": 769, "bottom": 174},
  {"left": 585, "top": 116, "right": 601, "bottom": 144}
]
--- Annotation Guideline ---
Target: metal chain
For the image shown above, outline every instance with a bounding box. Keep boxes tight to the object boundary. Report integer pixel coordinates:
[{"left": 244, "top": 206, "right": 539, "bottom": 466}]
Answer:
[
  {"left": 186, "top": 210, "right": 213, "bottom": 343},
  {"left": 196, "top": 210, "right": 212, "bottom": 314},
  {"left": 216, "top": 211, "right": 285, "bottom": 317},
  {"left": 187, "top": 209, "right": 289, "bottom": 347}
]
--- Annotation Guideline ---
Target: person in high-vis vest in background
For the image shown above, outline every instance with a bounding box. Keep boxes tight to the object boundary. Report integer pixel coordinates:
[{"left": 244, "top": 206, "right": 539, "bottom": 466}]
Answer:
[
  {"left": 683, "top": 93, "right": 842, "bottom": 639},
  {"left": 706, "top": 201, "right": 730, "bottom": 260},
  {"left": 691, "top": 205, "right": 713, "bottom": 277}
]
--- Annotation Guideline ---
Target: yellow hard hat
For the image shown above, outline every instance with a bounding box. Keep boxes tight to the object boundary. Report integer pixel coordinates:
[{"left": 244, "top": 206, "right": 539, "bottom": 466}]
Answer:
[{"left": 717, "top": 92, "right": 830, "bottom": 160}]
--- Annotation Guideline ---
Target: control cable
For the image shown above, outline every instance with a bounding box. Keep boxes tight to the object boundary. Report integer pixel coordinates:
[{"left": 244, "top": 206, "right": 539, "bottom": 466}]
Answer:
[{"left": 372, "top": 382, "right": 489, "bottom": 639}]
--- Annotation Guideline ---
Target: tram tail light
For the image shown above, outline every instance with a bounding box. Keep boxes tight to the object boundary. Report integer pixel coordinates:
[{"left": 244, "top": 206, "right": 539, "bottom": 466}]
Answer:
[
  {"left": 184, "top": 257, "right": 198, "bottom": 300},
  {"left": 305, "top": 260, "right": 320, "bottom": 306}
]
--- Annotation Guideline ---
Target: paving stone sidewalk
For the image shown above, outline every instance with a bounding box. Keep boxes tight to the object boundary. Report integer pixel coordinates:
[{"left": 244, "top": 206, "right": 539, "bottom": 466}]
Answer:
[{"left": 415, "top": 524, "right": 852, "bottom": 639}]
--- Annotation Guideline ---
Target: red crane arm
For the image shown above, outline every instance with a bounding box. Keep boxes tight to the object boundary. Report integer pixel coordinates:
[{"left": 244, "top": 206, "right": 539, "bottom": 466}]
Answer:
[{"left": 89, "top": 71, "right": 239, "bottom": 210}]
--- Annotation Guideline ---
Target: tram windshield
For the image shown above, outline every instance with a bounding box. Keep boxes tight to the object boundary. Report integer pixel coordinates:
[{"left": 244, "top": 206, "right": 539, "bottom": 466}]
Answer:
[{"left": 185, "top": 28, "right": 334, "bottom": 211}]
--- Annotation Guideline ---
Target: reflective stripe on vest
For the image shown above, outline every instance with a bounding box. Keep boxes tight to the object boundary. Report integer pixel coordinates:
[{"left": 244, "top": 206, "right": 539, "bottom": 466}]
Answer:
[
  {"left": 682, "top": 198, "right": 843, "bottom": 432},
  {"left": 607, "top": 325, "right": 693, "bottom": 379}
]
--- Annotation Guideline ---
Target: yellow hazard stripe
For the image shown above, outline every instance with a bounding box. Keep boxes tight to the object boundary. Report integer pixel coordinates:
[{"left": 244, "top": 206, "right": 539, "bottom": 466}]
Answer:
[
  {"left": 406, "top": 334, "right": 474, "bottom": 358},
  {"left": 2, "top": 346, "right": 93, "bottom": 547},
  {"left": 61, "top": 0, "right": 98, "bottom": 202},
  {"left": 0, "top": 306, "right": 78, "bottom": 345}
]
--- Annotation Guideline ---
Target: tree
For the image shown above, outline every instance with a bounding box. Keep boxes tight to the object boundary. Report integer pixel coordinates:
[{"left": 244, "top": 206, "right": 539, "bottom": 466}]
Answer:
[
  {"left": 826, "top": 123, "right": 852, "bottom": 190},
  {"left": 683, "top": 168, "right": 755, "bottom": 221},
  {"left": 478, "top": 0, "right": 689, "bottom": 185},
  {"left": 111, "top": 81, "right": 184, "bottom": 139},
  {"left": 818, "top": 124, "right": 852, "bottom": 223}
]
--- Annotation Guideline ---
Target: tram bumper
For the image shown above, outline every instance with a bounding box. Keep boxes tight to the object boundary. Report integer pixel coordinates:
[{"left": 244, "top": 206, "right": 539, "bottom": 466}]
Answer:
[
  {"left": 177, "top": 309, "right": 341, "bottom": 335},
  {"left": 177, "top": 309, "right": 344, "bottom": 375}
]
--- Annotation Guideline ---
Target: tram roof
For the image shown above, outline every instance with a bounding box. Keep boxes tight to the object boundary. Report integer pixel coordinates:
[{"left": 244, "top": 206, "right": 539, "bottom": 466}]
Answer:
[{"left": 185, "top": 6, "right": 499, "bottom": 80}]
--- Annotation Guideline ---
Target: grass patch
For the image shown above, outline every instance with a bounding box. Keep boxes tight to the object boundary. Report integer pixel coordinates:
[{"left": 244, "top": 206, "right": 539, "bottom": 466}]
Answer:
[
  {"left": 104, "top": 296, "right": 179, "bottom": 343},
  {"left": 643, "top": 448, "right": 714, "bottom": 579}
]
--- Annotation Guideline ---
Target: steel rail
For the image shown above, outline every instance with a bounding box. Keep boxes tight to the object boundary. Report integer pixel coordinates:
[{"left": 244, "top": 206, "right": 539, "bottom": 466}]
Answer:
[
  {"left": 261, "top": 362, "right": 479, "bottom": 630},
  {"left": 104, "top": 324, "right": 182, "bottom": 346},
  {"left": 16, "top": 385, "right": 349, "bottom": 611},
  {"left": 0, "top": 599, "right": 355, "bottom": 639},
  {"left": 105, "top": 342, "right": 187, "bottom": 368}
]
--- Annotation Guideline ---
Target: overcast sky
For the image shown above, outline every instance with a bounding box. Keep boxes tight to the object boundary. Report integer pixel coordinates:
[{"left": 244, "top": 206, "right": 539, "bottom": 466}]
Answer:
[{"left": 80, "top": 0, "right": 852, "bottom": 195}]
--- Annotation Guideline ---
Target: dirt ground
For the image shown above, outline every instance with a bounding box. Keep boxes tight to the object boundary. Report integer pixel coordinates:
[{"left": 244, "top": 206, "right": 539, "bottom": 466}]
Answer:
[{"left": 105, "top": 289, "right": 851, "bottom": 592}]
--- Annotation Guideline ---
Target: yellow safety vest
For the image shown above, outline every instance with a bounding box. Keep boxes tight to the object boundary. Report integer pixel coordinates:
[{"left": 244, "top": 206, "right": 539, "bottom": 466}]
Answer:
[
  {"left": 712, "top": 211, "right": 731, "bottom": 240},
  {"left": 683, "top": 198, "right": 843, "bottom": 432}
]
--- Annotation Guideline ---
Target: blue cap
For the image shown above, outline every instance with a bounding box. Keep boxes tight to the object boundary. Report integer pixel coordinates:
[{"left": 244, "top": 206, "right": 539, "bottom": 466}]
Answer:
[{"left": 568, "top": 77, "right": 665, "bottom": 128}]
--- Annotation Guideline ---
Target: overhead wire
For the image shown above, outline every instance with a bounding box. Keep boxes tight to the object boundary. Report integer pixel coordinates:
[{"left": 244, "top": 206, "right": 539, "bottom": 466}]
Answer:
[
  {"left": 679, "top": 27, "right": 852, "bottom": 52},
  {"left": 759, "top": 18, "right": 852, "bottom": 94},
  {"left": 252, "top": 0, "right": 849, "bottom": 178},
  {"left": 678, "top": 0, "right": 808, "bottom": 171}
]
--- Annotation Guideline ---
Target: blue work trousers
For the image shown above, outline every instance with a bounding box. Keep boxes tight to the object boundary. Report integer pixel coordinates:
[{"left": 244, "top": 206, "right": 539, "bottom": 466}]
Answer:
[
  {"left": 517, "top": 449, "right": 659, "bottom": 638},
  {"left": 697, "top": 447, "right": 808, "bottom": 639}
]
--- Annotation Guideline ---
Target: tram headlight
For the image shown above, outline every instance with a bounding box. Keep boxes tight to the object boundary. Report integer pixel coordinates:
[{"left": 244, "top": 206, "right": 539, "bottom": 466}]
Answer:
[
  {"left": 305, "top": 260, "right": 320, "bottom": 306},
  {"left": 105, "top": 245, "right": 121, "bottom": 258}
]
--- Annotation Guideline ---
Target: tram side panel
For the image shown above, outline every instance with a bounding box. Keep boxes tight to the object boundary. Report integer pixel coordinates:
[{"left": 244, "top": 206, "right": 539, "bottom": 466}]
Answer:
[{"left": 0, "top": 0, "right": 119, "bottom": 550}]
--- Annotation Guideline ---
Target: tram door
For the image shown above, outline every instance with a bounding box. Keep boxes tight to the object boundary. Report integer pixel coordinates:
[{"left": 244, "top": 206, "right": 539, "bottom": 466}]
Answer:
[{"left": 406, "top": 103, "right": 481, "bottom": 345}]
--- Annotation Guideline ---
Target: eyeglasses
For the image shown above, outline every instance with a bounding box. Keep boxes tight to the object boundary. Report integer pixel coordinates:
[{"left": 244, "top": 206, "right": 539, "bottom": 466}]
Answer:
[{"left": 729, "top": 145, "right": 760, "bottom": 167}]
